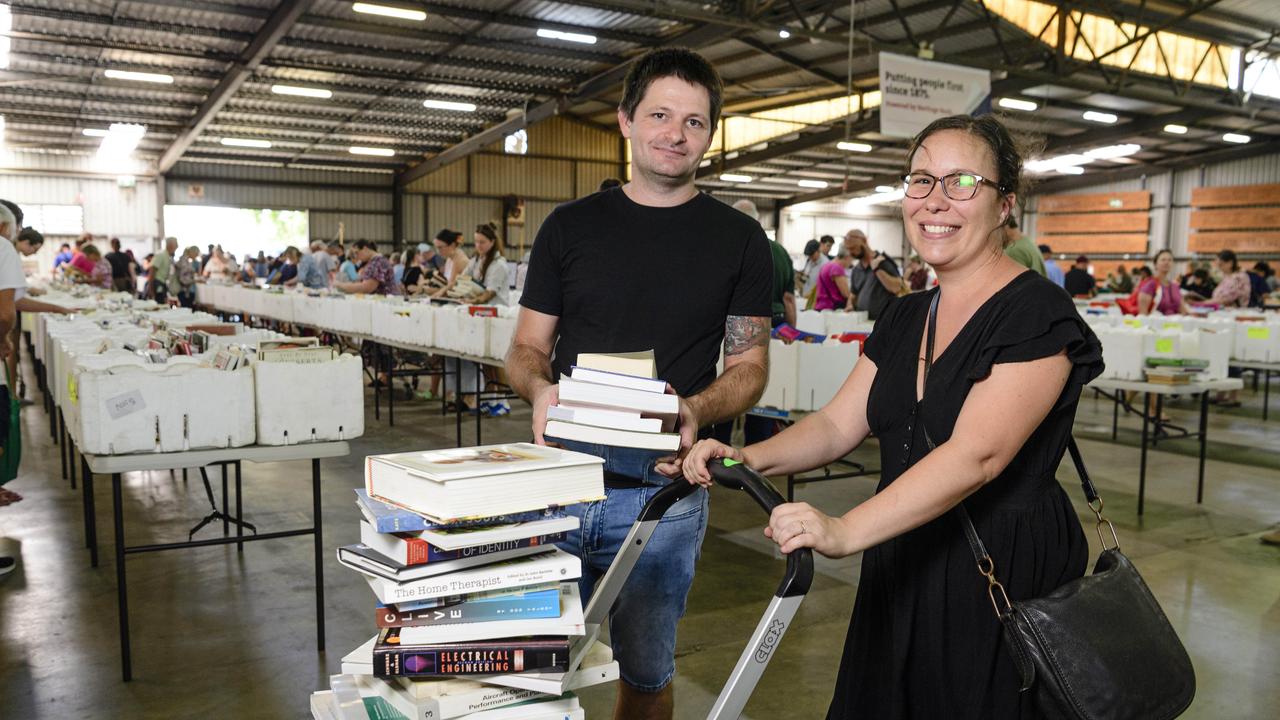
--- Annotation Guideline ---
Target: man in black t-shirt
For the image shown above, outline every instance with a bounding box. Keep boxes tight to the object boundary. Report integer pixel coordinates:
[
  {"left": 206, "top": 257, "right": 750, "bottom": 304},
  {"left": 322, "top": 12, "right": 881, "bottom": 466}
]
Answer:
[
  {"left": 845, "top": 229, "right": 903, "bottom": 320},
  {"left": 1063, "top": 255, "right": 1097, "bottom": 297},
  {"left": 104, "top": 237, "right": 135, "bottom": 293},
  {"left": 507, "top": 48, "right": 772, "bottom": 719}
]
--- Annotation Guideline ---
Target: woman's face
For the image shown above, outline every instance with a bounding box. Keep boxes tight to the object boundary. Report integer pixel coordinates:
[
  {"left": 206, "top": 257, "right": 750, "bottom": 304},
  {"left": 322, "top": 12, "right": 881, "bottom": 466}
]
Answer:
[
  {"left": 902, "top": 129, "right": 1012, "bottom": 271},
  {"left": 433, "top": 239, "right": 452, "bottom": 257},
  {"left": 1155, "top": 252, "right": 1173, "bottom": 276},
  {"left": 15, "top": 240, "right": 38, "bottom": 256},
  {"left": 1215, "top": 257, "right": 1232, "bottom": 275},
  {"left": 356, "top": 247, "right": 374, "bottom": 263},
  {"left": 474, "top": 232, "right": 493, "bottom": 255}
]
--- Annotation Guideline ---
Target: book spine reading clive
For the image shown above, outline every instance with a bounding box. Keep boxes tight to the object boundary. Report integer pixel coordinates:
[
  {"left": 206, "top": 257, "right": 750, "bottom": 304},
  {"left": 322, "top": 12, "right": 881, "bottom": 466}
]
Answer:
[
  {"left": 374, "top": 639, "right": 570, "bottom": 678},
  {"left": 376, "top": 589, "right": 560, "bottom": 628},
  {"left": 404, "top": 532, "right": 565, "bottom": 565}
]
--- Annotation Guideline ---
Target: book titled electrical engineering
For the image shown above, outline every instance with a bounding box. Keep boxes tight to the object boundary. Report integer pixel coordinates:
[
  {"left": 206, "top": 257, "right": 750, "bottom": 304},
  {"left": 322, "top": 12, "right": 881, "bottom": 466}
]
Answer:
[
  {"left": 365, "top": 444, "right": 604, "bottom": 523},
  {"left": 346, "top": 547, "right": 582, "bottom": 605},
  {"left": 374, "top": 634, "right": 572, "bottom": 678},
  {"left": 355, "top": 489, "right": 567, "bottom": 534}
]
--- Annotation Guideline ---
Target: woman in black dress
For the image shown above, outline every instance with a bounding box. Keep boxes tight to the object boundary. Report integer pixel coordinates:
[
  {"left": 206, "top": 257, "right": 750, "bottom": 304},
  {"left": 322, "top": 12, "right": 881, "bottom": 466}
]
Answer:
[{"left": 683, "top": 115, "right": 1103, "bottom": 719}]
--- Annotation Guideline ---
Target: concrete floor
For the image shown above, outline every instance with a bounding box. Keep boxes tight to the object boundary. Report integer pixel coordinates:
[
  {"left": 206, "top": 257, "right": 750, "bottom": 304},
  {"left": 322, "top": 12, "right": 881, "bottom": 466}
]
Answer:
[{"left": 2, "top": 362, "right": 1278, "bottom": 719}]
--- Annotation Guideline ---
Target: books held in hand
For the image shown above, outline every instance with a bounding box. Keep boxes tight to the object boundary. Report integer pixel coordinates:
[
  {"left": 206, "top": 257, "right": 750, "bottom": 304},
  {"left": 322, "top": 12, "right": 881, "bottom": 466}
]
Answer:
[
  {"left": 568, "top": 366, "right": 667, "bottom": 395},
  {"left": 543, "top": 420, "right": 679, "bottom": 452},
  {"left": 575, "top": 350, "right": 656, "bottom": 378},
  {"left": 358, "top": 519, "right": 567, "bottom": 566},
  {"left": 545, "top": 404, "right": 662, "bottom": 433},
  {"left": 365, "top": 444, "right": 604, "bottom": 523},
  {"left": 555, "top": 377, "right": 678, "bottom": 416}
]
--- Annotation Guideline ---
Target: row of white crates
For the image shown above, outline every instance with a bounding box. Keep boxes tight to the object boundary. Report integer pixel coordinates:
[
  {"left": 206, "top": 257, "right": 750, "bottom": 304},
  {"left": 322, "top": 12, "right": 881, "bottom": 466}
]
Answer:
[
  {"left": 37, "top": 299, "right": 364, "bottom": 455},
  {"left": 196, "top": 284, "right": 518, "bottom": 360},
  {"left": 758, "top": 339, "right": 862, "bottom": 413},
  {"left": 1084, "top": 310, "right": 1280, "bottom": 370}
]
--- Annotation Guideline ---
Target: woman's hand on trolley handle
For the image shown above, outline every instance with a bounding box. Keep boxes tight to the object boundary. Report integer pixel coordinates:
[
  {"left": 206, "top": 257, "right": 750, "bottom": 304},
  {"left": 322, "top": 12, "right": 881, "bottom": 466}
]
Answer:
[
  {"left": 766, "top": 502, "right": 851, "bottom": 558},
  {"left": 680, "top": 438, "right": 745, "bottom": 488}
]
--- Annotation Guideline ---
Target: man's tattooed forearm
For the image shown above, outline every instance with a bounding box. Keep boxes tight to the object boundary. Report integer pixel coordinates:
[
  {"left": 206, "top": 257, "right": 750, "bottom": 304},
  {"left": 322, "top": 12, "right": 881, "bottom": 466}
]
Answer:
[{"left": 723, "top": 315, "right": 769, "bottom": 356}]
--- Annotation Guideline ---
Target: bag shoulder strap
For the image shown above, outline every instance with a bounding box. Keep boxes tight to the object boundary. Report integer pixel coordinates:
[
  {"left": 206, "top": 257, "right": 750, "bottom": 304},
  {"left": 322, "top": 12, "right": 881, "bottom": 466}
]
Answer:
[{"left": 921, "top": 291, "right": 1104, "bottom": 571}]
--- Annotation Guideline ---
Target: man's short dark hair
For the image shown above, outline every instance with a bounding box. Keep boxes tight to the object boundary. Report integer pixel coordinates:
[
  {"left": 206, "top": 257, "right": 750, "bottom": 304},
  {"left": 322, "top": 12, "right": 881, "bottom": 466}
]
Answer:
[
  {"left": 0, "top": 199, "right": 22, "bottom": 228},
  {"left": 598, "top": 177, "right": 623, "bottom": 191},
  {"left": 819, "top": 235, "right": 834, "bottom": 246},
  {"left": 353, "top": 239, "right": 378, "bottom": 251},
  {"left": 60, "top": 243, "right": 70, "bottom": 250},
  {"left": 18, "top": 227, "right": 44, "bottom": 247},
  {"left": 1038, "top": 244, "right": 1052, "bottom": 254},
  {"left": 619, "top": 47, "right": 723, "bottom": 128}
]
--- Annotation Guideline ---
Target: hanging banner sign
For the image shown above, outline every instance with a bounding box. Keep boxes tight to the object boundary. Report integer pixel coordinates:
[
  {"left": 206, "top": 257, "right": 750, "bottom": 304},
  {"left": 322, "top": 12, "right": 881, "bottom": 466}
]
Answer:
[{"left": 878, "top": 53, "right": 991, "bottom": 139}]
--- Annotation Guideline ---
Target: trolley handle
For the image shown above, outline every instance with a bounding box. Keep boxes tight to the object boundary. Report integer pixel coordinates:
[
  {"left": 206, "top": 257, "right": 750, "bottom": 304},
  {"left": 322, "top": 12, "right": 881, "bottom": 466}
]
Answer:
[{"left": 709, "top": 458, "right": 813, "bottom": 599}]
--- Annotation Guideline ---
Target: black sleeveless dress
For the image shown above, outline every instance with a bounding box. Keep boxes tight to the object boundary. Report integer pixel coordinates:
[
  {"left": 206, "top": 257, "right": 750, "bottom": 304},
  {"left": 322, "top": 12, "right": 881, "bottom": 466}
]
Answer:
[{"left": 827, "top": 271, "right": 1104, "bottom": 719}]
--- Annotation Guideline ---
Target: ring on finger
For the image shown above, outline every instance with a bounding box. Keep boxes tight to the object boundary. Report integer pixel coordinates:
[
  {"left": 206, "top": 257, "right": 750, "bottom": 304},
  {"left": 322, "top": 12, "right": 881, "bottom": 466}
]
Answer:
[{"left": 799, "top": 520, "right": 807, "bottom": 535}]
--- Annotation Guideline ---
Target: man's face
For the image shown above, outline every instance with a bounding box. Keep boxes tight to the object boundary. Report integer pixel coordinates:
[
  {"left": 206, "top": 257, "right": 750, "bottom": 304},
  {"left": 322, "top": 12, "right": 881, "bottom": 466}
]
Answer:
[
  {"left": 844, "top": 232, "right": 868, "bottom": 259},
  {"left": 819, "top": 240, "right": 833, "bottom": 255},
  {"left": 619, "top": 76, "right": 714, "bottom": 188}
]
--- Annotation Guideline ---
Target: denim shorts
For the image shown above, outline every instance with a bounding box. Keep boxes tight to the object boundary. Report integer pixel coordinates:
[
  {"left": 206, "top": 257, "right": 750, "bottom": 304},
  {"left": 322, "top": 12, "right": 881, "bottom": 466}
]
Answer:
[{"left": 551, "top": 438, "right": 709, "bottom": 692}]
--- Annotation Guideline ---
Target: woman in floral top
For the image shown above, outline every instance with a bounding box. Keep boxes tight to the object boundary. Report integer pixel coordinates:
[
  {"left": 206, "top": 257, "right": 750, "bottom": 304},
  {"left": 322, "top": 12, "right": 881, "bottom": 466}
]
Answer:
[
  {"left": 335, "top": 239, "right": 400, "bottom": 295},
  {"left": 1209, "top": 249, "right": 1251, "bottom": 308}
]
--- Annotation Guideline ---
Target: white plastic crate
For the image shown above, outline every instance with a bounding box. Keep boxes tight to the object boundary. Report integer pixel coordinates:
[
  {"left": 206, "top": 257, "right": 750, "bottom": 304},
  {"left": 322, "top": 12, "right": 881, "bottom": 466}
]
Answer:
[
  {"left": 796, "top": 341, "right": 860, "bottom": 411},
  {"left": 758, "top": 339, "right": 799, "bottom": 410},
  {"left": 253, "top": 353, "right": 364, "bottom": 445}
]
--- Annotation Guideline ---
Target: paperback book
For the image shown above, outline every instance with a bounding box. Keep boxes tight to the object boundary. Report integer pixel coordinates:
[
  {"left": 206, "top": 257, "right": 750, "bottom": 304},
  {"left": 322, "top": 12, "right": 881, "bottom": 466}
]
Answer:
[
  {"left": 355, "top": 489, "right": 569, "bottom": 535},
  {"left": 346, "top": 547, "right": 582, "bottom": 605},
  {"left": 360, "top": 518, "right": 568, "bottom": 565},
  {"left": 337, "top": 542, "right": 552, "bottom": 583}
]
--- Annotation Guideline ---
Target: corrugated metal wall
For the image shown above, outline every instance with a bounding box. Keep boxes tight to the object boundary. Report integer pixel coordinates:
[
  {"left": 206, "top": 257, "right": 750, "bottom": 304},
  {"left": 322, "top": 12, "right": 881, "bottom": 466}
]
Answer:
[
  {"left": 169, "top": 161, "right": 392, "bottom": 188},
  {"left": 471, "top": 155, "right": 575, "bottom": 198},
  {"left": 427, "top": 195, "right": 503, "bottom": 238},
  {"left": 481, "top": 116, "right": 618, "bottom": 162},
  {"left": 403, "top": 195, "right": 427, "bottom": 245},
  {"left": 0, "top": 150, "right": 160, "bottom": 238},
  {"left": 311, "top": 212, "right": 391, "bottom": 244},
  {"left": 164, "top": 180, "right": 391, "bottom": 213}
]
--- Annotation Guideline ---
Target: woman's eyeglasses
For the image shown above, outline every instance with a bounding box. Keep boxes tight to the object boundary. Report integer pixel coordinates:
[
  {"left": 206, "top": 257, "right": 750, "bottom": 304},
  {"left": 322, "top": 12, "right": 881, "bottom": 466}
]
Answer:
[{"left": 901, "top": 172, "right": 1006, "bottom": 201}]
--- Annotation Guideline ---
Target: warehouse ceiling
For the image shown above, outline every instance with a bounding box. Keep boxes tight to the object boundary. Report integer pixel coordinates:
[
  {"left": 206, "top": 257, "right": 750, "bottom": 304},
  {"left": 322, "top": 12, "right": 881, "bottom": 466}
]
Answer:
[{"left": 2, "top": 0, "right": 1280, "bottom": 204}]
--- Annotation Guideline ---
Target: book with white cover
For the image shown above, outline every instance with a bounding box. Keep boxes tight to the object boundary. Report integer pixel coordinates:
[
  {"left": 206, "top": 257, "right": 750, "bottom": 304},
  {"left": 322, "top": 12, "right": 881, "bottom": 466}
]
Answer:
[
  {"left": 366, "top": 443, "right": 604, "bottom": 523},
  {"left": 576, "top": 350, "right": 655, "bottom": 378},
  {"left": 337, "top": 542, "right": 551, "bottom": 583},
  {"left": 416, "top": 515, "right": 579, "bottom": 552},
  {"left": 544, "top": 420, "right": 679, "bottom": 452},
  {"left": 569, "top": 366, "right": 667, "bottom": 394},
  {"left": 556, "top": 377, "right": 678, "bottom": 416},
  {"left": 393, "top": 583, "right": 583, "bottom": 645},
  {"left": 346, "top": 547, "right": 582, "bottom": 605},
  {"left": 361, "top": 676, "right": 581, "bottom": 720},
  {"left": 310, "top": 691, "right": 340, "bottom": 720},
  {"left": 546, "top": 404, "right": 662, "bottom": 433}
]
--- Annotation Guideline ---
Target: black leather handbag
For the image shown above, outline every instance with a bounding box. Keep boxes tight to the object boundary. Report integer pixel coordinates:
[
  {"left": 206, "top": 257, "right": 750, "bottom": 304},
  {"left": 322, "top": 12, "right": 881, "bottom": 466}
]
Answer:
[{"left": 922, "top": 292, "right": 1196, "bottom": 720}]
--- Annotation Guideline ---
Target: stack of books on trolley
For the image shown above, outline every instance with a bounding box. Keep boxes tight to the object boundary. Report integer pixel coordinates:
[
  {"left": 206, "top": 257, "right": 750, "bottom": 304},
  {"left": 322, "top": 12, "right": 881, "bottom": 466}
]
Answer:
[
  {"left": 311, "top": 443, "right": 611, "bottom": 720},
  {"left": 544, "top": 350, "right": 681, "bottom": 452}
]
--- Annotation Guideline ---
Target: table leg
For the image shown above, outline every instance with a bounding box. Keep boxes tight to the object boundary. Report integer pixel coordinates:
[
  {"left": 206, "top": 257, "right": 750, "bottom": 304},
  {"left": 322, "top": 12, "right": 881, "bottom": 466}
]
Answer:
[
  {"left": 1265, "top": 370, "right": 1272, "bottom": 422},
  {"left": 1197, "top": 390, "right": 1209, "bottom": 504},
  {"left": 221, "top": 463, "right": 228, "bottom": 537},
  {"left": 1138, "top": 392, "right": 1151, "bottom": 516},
  {"left": 81, "top": 456, "right": 91, "bottom": 548},
  {"left": 112, "top": 472, "right": 131, "bottom": 681},
  {"left": 476, "top": 361, "right": 483, "bottom": 445},
  {"left": 1112, "top": 391, "right": 1119, "bottom": 442},
  {"left": 787, "top": 474, "right": 795, "bottom": 503},
  {"left": 312, "top": 458, "right": 326, "bottom": 652},
  {"left": 69, "top": 443, "right": 77, "bottom": 490},
  {"left": 235, "top": 461, "right": 244, "bottom": 554},
  {"left": 387, "top": 343, "right": 395, "bottom": 428},
  {"left": 59, "top": 412, "right": 67, "bottom": 480},
  {"left": 372, "top": 342, "right": 381, "bottom": 422},
  {"left": 454, "top": 357, "right": 462, "bottom": 448}
]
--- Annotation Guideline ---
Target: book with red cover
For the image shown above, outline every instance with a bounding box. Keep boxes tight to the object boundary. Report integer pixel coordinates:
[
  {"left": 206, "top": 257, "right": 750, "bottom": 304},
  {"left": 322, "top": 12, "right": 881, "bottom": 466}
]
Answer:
[
  {"left": 359, "top": 520, "right": 565, "bottom": 567},
  {"left": 373, "top": 632, "right": 571, "bottom": 678}
]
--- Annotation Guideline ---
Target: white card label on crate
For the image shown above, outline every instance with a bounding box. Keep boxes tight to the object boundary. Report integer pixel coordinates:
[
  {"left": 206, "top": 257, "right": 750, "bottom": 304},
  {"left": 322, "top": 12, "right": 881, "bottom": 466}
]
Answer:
[{"left": 105, "top": 390, "right": 146, "bottom": 420}]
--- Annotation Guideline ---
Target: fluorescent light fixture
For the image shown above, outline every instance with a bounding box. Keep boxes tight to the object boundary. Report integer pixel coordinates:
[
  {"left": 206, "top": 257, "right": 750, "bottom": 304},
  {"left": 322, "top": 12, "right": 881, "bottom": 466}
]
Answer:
[
  {"left": 875, "top": 185, "right": 894, "bottom": 193},
  {"left": 104, "top": 69, "right": 174, "bottom": 84},
  {"left": 1082, "top": 110, "right": 1118, "bottom": 124},
  {"left": 96, "top": 123, "right": 146, "bottom": 163},
  {"left": 837, "top": 141, "right": 873, "bottom": 152},
  {"left": 536, "top": 28, "right": 597, "bottom": 44},
  {"left": 1056, "top": 166, "right": 1085, "bottom": 175},
  {"left": 997, "top": 97, "right": 1037, "bottom": 112},
  {"left": 778, "top": 28, "right": 791, "bottom": 39},
  {"left": 82, "top": 128, "right": 109, "bottom": 137},
  {"left": 349, "top": 146, "right": 395, "bottom": 157},
  {"left": 1223, "top": 132, "right": 1251, "bottom": 144},
  {"left": 423, "top": 99, "right": 477, "bottom": 112},
  {"left": 352, "top": 2, "right": 427, "bottom": 21},
  {"left": 272, "top": 84, "right": 332, "bottom": 99},
  {"left": 1163, "top": 123, "right": 1188, "bottom": 135},
  {"left": 720, "top": 173, "right": 752, "bottom": 183},
  {"left": 797, "top": 179, "right": 827, "bottom": 189},
  {"left": 698, "top": 159, "right": 711, "bottom": 168},
  {"left": 1084, "top": 143, "right": 1141, "bottom": 160},
  {"left": 0, "top": 114, "right": 4, "bottom": 149},
  {"left": 221, "top": 137, "right": 273, "bottom": 149},
  {"left": 1025, "top": 153, "right": 1092, "bottom": 173},
  {"left": 846, "top": 188, "right": 905, "bottom": 207}
]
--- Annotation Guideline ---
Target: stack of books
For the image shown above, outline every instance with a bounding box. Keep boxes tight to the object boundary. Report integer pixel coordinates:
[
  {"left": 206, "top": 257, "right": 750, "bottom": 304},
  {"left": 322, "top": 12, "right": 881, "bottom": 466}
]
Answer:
[
  {"left": 1144, "top": 357, "right": 1209, "bottom": 384},
  {"left": 544, "top": 351, "right": 680, "bottom": 451},
  {"left": 311, "top": 443, "right": 613, "bottom": 720}
]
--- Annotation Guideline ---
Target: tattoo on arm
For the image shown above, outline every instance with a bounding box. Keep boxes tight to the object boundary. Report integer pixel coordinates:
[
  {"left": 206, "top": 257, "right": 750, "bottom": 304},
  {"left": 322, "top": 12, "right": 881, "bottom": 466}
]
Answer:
[{"left": 723, "top": 315, "right": 770, "bottom": 357}]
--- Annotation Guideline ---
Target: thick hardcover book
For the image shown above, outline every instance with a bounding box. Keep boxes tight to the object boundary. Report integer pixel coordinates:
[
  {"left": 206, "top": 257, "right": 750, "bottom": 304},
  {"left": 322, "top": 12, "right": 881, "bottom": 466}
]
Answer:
[
  {"left": 365, "top": 444, "right": 604, "bottom": 523},
  {"left": 359, "top": 675, "right": 580, "bottom": 720},
  {"left": 359, "top": 520, "right": 566, "bottom": 566},
  {"left": 356, "top": 489, "right": 566, "bottom": 534},
  {"left": 543, "top": 420, "right": 679, "bottom": 452},
  {"left": 373, "top": 635, "right": 572, "bottom": 678},
  {"left": 416, "top": 516, "right": 578, "bottom": 552},
  {"left": 376, "top": 587, "right": 561, "bottom": 628},
  {"left": 568, "top": 366, "right": 667, "bottom": 394},
  {"left": 337, "top": 543, "right": 551, "bottom": 583},
  {"left": 345, "top": 547, "right": 582, "bottom": 605},
  {"left": 391, "top": 584, "right": 582, "bottom": 646}
]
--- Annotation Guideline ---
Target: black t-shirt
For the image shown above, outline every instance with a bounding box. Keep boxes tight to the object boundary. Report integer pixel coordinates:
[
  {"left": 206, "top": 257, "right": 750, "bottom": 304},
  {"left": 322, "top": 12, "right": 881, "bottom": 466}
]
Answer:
[
  {"left": 520, "top": 188, "right": 773, "bottom": 397},
  {"left": 402, "top": 265, "right": 423, "bottom": 289},
  {"left": 105, "top": 251, "right": 132, "bottom": 279},
  {"left": 1063, "top": 267, "right": 1096, "bottom": 296}
]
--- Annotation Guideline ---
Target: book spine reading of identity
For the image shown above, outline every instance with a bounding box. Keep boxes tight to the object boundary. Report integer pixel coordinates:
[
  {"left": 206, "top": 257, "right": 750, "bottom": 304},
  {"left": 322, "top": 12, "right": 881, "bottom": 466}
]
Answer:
[
  {"left": 376, "top": 587, "right": 561, "bottom": 628},
  {"left": 364, "top": 522, "right": 565, "bottom": 566},
  {"left": 374, "top": 635, "right": 571, "bottom": 678}
]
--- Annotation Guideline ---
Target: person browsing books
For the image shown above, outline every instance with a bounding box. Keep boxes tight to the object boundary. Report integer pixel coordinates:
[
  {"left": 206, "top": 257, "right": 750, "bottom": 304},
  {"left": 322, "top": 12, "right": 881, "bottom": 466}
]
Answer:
[
  {"left": 682, "top": 114, "right": 1105, "bottom": 719},
  {"left": 505, "top": 47, "right": 773, "bottom": 720},
  {"left": 335, "top": 239, "right": 400, "bottom": 296}
]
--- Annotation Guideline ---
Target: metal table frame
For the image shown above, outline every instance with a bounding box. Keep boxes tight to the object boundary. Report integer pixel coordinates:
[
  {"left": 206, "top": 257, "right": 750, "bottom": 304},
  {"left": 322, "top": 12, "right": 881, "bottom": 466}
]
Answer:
[
  {"left": 1229, "top": 361, "right": 1280, "bottom": 421},
  {"left": 746, "top": 406, "right": 880, "bottom": 501}
]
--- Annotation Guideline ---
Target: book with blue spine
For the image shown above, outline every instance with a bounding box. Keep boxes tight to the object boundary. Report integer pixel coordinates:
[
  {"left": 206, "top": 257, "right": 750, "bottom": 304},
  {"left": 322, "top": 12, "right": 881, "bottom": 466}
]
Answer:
[
  {"left": 390, "top": 582, "right": 560, "bottom": 613},
  {"left": 377, "top": 586, "right": 562, "bottom": 628},
  {"left": 356, "top": 489, "right": 565, "bottom": 534}
]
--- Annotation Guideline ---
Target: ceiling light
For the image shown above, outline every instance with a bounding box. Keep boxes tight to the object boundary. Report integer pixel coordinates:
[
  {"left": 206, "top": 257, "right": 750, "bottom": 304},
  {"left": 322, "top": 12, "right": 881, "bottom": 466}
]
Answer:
[
  {"left": 352, "top": 2, "right": 427, "bottom": 21},
  {"left": 1163, "top": 123, "right": 1188, "bottom": 135},
  {"left": 1025, "top": 153, "right": 1093, "bottom": 173},
  {"left": 82, "top": 128, "right": 109, "bottom": 137},
  {"left": 720, "top": 173, "right": 752, "bottom": 183},
  {"left": 1057, "top": 166, "right": 1085, "bottom": 175},
  {"left": 997, "top": 97, "right": 1037, "bottom": 112},
  {"left": 837, "top": 141, "right": 872, "bottom": 152},
  {"left": 875, "top": 185, "right": 894, "bottom": 193},
  {"left": 1084, "top": 143, "right": 1141, "bottom": 160},
  {"left": 1083, "top": 110, "right": 1118, "bottom": 124},
  {"left": 221, "top": 137, "right": 272, "bottom": 149},
  {"left": 272, "top": 84, "right": 332, "bottom": 99},
  {"left": 797, "top": 179, "right": 827, "bottom": 189},
  {"left": 1223, "top": 132, "right": 1251, "bottom": 144},
  {"left": 536, "top": 28, "right": 597, "bottom": 44},
  {"left": 846, "top": 188, "right": 905, "bottom": 207},
  {"left": 779, "top": 29, "right": 791, "bottom": 39},
  {"left": 97, "top": 123, "right": 146, "bottom": 163},
  {"left": 423, "top": 99, "right": 477, "bottom": 112},
  {"left": 350, "top": 146, "right": 395, "bottom": 157},
  {"left": 0, "top": 114, "right": 5, "bottom": 150},
  {"left": 698, "top": 159, "right": 711, "bottom": 168},
  {"left": 104, "top": 69, "right": 174, "bottom": 84}
]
